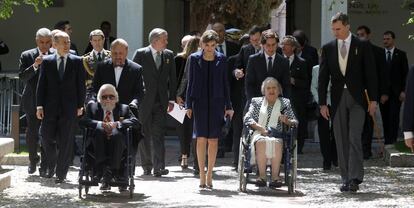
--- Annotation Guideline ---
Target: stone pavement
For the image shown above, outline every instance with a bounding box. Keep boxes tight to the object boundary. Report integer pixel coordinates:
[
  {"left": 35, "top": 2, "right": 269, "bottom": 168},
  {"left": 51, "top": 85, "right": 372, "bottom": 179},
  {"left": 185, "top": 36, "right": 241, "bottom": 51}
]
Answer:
[{"left": 0, "top": 138, "right": 413, "bottom": 208}]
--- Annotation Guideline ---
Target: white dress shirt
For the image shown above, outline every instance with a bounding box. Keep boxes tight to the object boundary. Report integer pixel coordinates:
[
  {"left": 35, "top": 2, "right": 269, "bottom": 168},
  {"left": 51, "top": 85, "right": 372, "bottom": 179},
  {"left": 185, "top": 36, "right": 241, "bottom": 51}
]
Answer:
[
  {"left": 264, "top": 52, "right": 276, "bottom": 70},
  {"left": 114, "top": 66, "right": 123, "bottom": 87},
  {"left": 56, "top": 53, "right": 68, "bottom": 72},
  {"left": 216, "top": 41, "right": 227, "bottom": 56}
]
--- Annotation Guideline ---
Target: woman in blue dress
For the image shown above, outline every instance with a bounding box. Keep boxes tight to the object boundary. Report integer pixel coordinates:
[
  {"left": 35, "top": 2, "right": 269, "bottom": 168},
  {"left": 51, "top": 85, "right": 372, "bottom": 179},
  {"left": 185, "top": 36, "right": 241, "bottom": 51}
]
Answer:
[{"left": 186, "top": 30, "right": 233, "bottom": 189}]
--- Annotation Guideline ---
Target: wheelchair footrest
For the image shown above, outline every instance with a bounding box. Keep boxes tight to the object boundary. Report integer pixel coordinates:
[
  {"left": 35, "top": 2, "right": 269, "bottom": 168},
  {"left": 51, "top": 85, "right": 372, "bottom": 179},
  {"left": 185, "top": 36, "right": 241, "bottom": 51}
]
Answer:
[
  {"left": 108, "top": 180, "right": 129, "bottom": 187},
  {"left": 79, "top": 180, "right": 99, "bottom": 186}
]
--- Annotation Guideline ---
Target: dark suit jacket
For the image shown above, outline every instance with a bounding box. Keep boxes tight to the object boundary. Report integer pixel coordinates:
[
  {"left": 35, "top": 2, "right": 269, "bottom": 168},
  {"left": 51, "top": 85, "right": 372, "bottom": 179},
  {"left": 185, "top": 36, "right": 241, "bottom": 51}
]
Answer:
[
  {"left": 369, "top": 42, "right": 388, "bottom": 98},
  {"left": 0, "top": 41, "right": 9, "bottom": 71},
  {"left": 80, "top": 102, "right": 138, "bottom": 131},
  {"left": 224, "top": 40, "right": 240, "bottom": 58},
  {"left": 235, "top": 44, "right": 257, "bottom": 70},
  {"left": 290, "top": 55, "right": 309, "bottom": 103},
  {"left": 383, "top": 47, "right": 409, "bottom": 98},
  {"left": 132, "top": 46, "right": 177, "bottom": 122},
  {"left": 228, "top": 54, "right": 245, "bottom": 112},
  {"left": 93, "top": 59, "right": 144, "bottom": 108},
  {"left": 245, "top": 51, "right": 291, "bottom": 100},
  {"left": 36, "top": 53, "right": 86, "bottom": 119},
  {"left": 318, "top": 35, "right": 378, "bottom": 117},
  {"left": 19, "top": 48, "right": 53, "bottom": 115},
  {"left": 403, "top": 65, "right": 414, "bottom": 133}
]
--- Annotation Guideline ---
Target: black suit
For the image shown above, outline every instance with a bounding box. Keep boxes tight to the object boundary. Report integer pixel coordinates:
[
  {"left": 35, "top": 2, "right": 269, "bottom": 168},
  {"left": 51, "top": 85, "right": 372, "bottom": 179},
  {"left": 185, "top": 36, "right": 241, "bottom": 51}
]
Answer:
[
  {"left": 236, "top": 44, "right": 257, "bottom": 71},
  {"left": 289, "top": 55, "right": 309, "bottom": 153},
  {"left": 80, "top": 102, "right": 138, "bottom": 175},
  {"left": 403, "top": 65, "right": 414, "bottom": 136},
  {"left": 245, "top": 51, "right": 291, "bottom": 100},
  {"left": 318, "top": 35, "right": 377, "bottom": 185},
  {"left": 19, "top": 48, "right": 52, "bottom": 169},
  {"left": 36, "top": 53, "right": 86, "bottom": 179},
  {"left": 0, "top": 40, "right": 9, "bottom": 71},
  {"left": 380, "top": 47, "right": 409, "bottom": 144},
  {"left": 220, "top": 40, "right": 240, "bottom": 58}
]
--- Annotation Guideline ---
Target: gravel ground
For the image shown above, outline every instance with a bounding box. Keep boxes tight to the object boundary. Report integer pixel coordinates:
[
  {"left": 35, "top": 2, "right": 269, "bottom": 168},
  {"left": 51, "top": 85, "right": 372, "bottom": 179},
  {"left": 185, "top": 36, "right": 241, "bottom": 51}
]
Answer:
[{"left": 0, "top": 140, "right": 413, "bottom": 208}]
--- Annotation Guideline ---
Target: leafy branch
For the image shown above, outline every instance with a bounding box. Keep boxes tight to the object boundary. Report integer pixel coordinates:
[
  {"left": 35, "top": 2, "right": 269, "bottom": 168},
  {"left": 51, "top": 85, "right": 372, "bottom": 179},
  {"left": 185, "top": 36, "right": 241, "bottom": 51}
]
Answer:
[{"left": 0, "top": 0, "right": 53, "bottom": 19}]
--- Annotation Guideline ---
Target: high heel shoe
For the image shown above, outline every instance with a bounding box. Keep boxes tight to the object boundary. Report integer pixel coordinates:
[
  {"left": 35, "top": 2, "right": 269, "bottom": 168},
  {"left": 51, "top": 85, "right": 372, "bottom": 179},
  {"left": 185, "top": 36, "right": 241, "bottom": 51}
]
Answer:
[
  {"left": 206, "top": 173, "right": 213, "bottom": 189},
  {"left": 181, "top": 156, "right": 188, "bottom": 169}
]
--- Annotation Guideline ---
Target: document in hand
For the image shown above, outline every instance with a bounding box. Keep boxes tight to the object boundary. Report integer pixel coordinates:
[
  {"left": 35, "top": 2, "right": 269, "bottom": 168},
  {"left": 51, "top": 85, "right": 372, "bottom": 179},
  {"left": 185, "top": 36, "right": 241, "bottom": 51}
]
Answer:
[{"left": 167, "top": 101, "right": 187, "bottom": 124}]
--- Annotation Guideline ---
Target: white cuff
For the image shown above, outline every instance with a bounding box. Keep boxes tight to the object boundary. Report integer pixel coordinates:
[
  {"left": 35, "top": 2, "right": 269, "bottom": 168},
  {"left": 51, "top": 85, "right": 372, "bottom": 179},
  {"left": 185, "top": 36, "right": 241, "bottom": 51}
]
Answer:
[
  {"left": 36, "top": 106, "right": 43, "bottom": 110},
  {"left": 404, "top": 131, "right": 414, "bottom": 140}
]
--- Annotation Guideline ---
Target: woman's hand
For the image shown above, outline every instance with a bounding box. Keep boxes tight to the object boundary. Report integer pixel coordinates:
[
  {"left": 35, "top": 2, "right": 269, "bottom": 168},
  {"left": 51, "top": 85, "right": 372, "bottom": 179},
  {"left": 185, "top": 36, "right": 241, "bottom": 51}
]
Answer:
[
  {"left": 279, "top": 115, "right": 291, "bottom": 125},
  {"left": 186, "top": 109, "right": 192, "bottom": 119},
  {"left": 224, "top": 109, "right": 234, "bottom": 119},
  {"left": 259, "top": 126, "right": 269, "bottom": 136}
]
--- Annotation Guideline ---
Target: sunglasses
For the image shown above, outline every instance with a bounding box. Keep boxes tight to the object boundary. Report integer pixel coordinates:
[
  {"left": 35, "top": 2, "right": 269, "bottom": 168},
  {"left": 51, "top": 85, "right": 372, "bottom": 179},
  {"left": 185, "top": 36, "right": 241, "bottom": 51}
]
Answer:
[{"left": 101, "top": 95, "right": 115, "bottom": 100}]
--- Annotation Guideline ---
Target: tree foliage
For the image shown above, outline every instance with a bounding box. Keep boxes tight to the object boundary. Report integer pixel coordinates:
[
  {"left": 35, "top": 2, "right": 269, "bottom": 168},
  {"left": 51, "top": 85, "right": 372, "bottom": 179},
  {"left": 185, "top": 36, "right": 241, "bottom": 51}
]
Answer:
[
  {"left": 403, "top": 0, "right": 414, "bottom": 40},
  {"left": 189, "top": 0, "right": 283, "bottom": 32},
  {"left": 0, "top": 0, "right": 52, "bottom": 19}
]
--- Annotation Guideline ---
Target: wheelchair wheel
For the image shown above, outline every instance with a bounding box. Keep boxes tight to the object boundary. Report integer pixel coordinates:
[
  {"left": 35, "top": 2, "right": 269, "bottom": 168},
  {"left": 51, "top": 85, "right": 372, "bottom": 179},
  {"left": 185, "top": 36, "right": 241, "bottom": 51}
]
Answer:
[
  {"left": 78, "top": 184, "right": 83, "bottom": 199},
  {"left": 238, "top": 141, "right": 247, "bottom": 192}
]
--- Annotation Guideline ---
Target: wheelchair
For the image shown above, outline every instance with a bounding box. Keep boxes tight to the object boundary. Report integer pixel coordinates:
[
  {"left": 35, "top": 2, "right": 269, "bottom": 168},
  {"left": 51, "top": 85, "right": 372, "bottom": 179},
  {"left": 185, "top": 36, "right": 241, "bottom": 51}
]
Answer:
[
  {"left": 237, "top": 123, "right": 298, "bottom": 194},
  {"left": 77, "top": 126, "right": 135, "bottom": 199}
]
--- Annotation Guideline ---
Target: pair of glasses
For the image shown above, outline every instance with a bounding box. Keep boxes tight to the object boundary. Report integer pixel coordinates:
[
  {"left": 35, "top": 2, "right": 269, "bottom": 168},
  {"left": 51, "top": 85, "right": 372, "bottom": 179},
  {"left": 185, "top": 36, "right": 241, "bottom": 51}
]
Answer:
[{"left": 101, "top": 95, "right": 115, "bottom": 100}]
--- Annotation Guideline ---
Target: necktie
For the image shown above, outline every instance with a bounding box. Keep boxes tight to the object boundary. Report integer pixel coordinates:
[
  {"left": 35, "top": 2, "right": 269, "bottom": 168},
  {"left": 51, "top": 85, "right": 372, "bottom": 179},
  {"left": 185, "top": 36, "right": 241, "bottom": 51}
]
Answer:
[
  {"left": 386, "top": 51, "right": 392, "bottom": 64},
  {"left": 218, "top": 44, "right": 224, "bottom": 54},
  {"left": 104, "top": 111, "right": 112, "bottom": 137},
  {"left": 340, "top": 40, "right": 347, "bottom": 59},
  {"left": 97, "top": 52, "right": 102, "bottom": 61},
  {"left": 267, "top": 56, "right": 273, "bottom": 72},
  {"left": 58, "top": 56, "right": 65, "bottom": 79},
  {"left": 155, "top": 51, "right": 162, "bottom": 69}
]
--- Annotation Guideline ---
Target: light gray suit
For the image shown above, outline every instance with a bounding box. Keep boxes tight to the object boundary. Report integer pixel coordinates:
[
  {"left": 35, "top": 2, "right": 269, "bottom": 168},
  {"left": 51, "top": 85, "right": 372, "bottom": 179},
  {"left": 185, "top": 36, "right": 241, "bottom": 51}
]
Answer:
[{"left": 132, "top": 46, "right": 177, "bottom": 173}]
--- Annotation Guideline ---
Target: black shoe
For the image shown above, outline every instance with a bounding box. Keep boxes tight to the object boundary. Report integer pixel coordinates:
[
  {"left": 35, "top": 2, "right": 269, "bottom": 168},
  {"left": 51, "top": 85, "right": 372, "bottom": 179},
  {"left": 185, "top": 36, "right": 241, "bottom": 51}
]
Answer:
[
  {"left": 340, "top": 183, "right": 349, "bottom": 192},
  {"left": 332, "top": 160, "right": 338, "bottom": 167},
  {"left": 28, "top": 163, "right": 37, "bottom": 174},
  {"left": 39, "top": 168, "right": 47, "bottom": 177},
  {"left": 118, "top": 185, "right": 128, "bottom": 193},
  {"left": 55, "top": 177, "right": 66, "bottom": 184},
  {"left": 153, "top": 169, "right": 169, "bottom": 177},
  {"left": 349, "top": 179, "right": 360, "bottom": 192},
  {"left": 323, "top": 165, "right": 331, "bottom": 171},
  {"left": 45, "top": 169, "right": 55, "bottom": 178},
  {"left": 143, "top": 169, "right": 152, "bottom": 175},
  {"left": 256, "top": 178, "right": 267, "bottom": 187},
  {"left": 216, "top": 150, "right": 225, "bottom": 158},
  {"left": 269, "top": 180, "right": 283, "bottom": 188},
  {"left": 100, "top": 182, "right": 111, "bottom": 191}
]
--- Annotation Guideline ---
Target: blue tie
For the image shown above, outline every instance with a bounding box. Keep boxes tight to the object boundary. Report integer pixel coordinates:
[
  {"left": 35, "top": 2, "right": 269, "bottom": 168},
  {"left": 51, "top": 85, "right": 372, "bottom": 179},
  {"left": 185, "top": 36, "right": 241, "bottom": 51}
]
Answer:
[
  {"left": 267, "top": 56, "right": 273, "bottom": 72},
  {"left": 58, "top": 56, "right": 65, "bottom": 79}
]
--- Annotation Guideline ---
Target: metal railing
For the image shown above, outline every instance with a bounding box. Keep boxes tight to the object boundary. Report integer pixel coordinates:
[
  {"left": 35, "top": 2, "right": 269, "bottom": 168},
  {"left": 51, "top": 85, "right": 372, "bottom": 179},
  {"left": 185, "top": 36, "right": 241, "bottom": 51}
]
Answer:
[{"left": 0, "top": 71, "right": 21, "bottom": 136}]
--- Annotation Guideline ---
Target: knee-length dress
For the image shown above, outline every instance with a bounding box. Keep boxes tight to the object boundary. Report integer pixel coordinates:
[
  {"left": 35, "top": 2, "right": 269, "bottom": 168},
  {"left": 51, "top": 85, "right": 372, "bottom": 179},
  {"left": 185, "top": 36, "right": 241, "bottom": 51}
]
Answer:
[{"left": 185, "top": 51, "right": 232, "bottom": 138}]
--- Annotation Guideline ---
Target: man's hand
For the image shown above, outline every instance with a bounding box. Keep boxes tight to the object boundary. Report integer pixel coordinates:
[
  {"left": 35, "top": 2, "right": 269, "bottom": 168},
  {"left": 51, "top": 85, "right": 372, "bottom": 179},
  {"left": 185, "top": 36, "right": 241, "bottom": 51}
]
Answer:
[
  {"left": 320, "top": 105, "right": 330, "bottom": 120},
  {"left": 399, "top": 92, "right": 406, "bottom": 102},
  {"left": 279, "top": 114, "right": 291, "bottom": 125},
  {"left": 186, "top": 109, "right": 192, "bottom": 119},
  {"left": 380, "top": 95, "right": 389, "bottom": 104},
  {"left": 368, "top": 101, "right": 377, "bottom": 117},
  {"left": 290, "top": 77, "right": 295, "bottom": 85},
  {"left": 234, "top": 68, "right": 245, "bottom": 80},
  {"left": 176, "top": 96, "right": 184, "bottom": 106},
  {"left": 33, "top": 55, "right": 44, "bottom": 69},
  {"left": 36, "top": 109, "right": 44, "bottom": 120},
  {"left": 224, "top": 109, "right": 234, "bottom": 119},
  {"left": 77, "top": 108, "right": 83, "bottom": 116},
  {"left": 405, "top": 138, "right": 414, "bottom": 152},
  {"left": 103, "top": 122, "right": 113, "bottom": 138}
]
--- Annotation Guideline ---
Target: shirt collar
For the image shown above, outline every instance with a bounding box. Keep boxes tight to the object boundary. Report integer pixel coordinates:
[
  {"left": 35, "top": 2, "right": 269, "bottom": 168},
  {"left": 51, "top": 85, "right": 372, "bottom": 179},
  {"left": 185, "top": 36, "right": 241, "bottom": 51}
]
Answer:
[
  {"left": 93, "top": 49, "right": 103, "bottom": 56},
  {"left": 149, "top": 45, "right": 162, "bottom": 55},
  {"left": 340, "top": 32, "right": 352, "bottom": 45},
  {"left": 385, "top": 47, "right": 395, "bottom": 54},
  {"left": 264, "top": 52, "right": 276, "bottom": 60},
  {"left": 56, "top": 52, "right": 69, "bottom": 59}
]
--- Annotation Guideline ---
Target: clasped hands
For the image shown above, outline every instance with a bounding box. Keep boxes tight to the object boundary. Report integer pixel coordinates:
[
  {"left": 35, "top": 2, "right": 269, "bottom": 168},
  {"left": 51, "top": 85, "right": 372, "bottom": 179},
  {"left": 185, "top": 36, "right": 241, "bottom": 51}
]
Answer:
[{"left": 102, "top": 121, "right": 117, "bottom": 139}]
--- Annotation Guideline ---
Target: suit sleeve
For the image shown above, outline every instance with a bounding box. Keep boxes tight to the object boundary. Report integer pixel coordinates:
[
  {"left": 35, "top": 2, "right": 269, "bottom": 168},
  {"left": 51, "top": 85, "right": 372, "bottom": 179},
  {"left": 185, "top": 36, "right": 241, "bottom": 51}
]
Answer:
[
  {"left": 132, "top": 50, "right": 140, "bottom": 64},
  {"left": 235, "top": 46, "right": 245, "bottom": 70},
  {"left": 119, "top": 105, "right": 139, "bottom": 129},
  {"left": 18, "top": 52, "right": 37, "bottom": 82},
  {"left": 36, "top": 61, "right": 47, "bottom": 107},
  {"left": 292, "top": 61, "right": 309, "bottom": 89},
  {"left": 77, "top": 58, "right": 86, "bottom": 107},
  {"left": 245, "top": 56, "right": 256, "bottom": 101},
  {"left": 185, "top": 57, "right": 194, "bottom": 110},
  {"left": 375, "top": 47, "right": 388, "bottom": 97},
  {"left": 222, "top": 59, "right": 232, "bottom": 110},
  {"left": 131, "top": 65, "right": 145, "bottom": 107},
  {"left": 177, "top": 56, "right": 191, "bottom": 98},
  {"left": 403, "top": 66, "right": 414, "bottom": 132},
  {"left": 362, "top": 41, "right": 378, "bottom": 102},
  {"left": 79, "top": 102, "right": 99, "bottom": 128},
  {"left": 318, "top": 46, "right": 329, "bottom": 106},
  {"left": 282, "top": 60, "right": 291, "bottom": 98},
  {"left": 168, "top": 53, "right": 177, "bottom": 100}
]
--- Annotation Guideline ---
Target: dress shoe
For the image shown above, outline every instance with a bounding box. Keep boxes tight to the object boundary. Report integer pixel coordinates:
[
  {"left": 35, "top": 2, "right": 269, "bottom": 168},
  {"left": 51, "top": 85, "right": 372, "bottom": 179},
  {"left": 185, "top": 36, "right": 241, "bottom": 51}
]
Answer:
[
  {"left": 28, "top": 163, "right": 37, "bottom": 174},
  {"left": 332, "top": 160, "right": 338, "bottom": 167},
  {"left": 256, "top": 178, "right": 267, "bottom": 187},
  {"left": 323, "top": 165, "right": 331, "bottom": 171},
  {"left": 269, "top": 180, "right": 283, "bottom": 188},
  {"left": 118, "top": 185, "right": 128, "bottom": 193},
  {"left": 153, "top": 169, "right": 169, "bottom": 177},
  {"left": 349, "top": 179, "right": 360, "bottom": 192},
  {"left": 45, "top": 169, "right": 55, "bottom": 178},
  {"left": 39, "top": 168, "right": 47, "bottom": 178},
  {"left": 55, "top": 177, "right": 66, "bottom": 184},
  {"left": 143, "top": 169, "right": 152, "bottom": 175},
  {"left": 339, "top": 183, "right": 349, "bottom": 192},
  {"left": 100, "top": 182, "right": 111, "bottom": 191}
]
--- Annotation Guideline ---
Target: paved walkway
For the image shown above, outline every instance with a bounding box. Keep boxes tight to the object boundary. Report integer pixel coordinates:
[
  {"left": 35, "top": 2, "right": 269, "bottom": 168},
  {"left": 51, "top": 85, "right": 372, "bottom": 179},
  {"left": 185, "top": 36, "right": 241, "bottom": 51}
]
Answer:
[{"left": 0, "top": 139, "right": 413, "bottom": 208}]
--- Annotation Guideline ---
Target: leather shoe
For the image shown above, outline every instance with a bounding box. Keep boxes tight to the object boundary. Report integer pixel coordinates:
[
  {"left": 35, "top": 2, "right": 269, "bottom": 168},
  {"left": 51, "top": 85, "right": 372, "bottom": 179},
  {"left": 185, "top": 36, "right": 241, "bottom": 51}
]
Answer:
[
  {"left": 28, "top": 163, "right": 37, "bottom": 174},
  {"left": 39, "top": 168, "right": 47, "bottom": 178},
  {"left": 55, "top": 177, "right": 66, "bottom": 184},
  {"left": 339, "top": 183, "right": 349, "bottom": 192},
  {"left": 153, "top": 169, "right": 169, "bottom": 177},
  {"left": 45, "top": 169, "right": 55, "bottom": 178},
  {"left": 349, "top": 180, "right": 360, "bottom": 192},
  {"left": 256, "top": 178, "right": 266, "bottom": 187},
  {"left": 100, "top": 182, "right": 111, "bottom": 191},
  {"left": 143, "top": 169, "right": 152, "bottom": 176},
  {"left": 269, "top": 180, "right": 283, "bottom": 188},
  {"left": 118, "top": 185, "right": 128, "bottom": 192}
]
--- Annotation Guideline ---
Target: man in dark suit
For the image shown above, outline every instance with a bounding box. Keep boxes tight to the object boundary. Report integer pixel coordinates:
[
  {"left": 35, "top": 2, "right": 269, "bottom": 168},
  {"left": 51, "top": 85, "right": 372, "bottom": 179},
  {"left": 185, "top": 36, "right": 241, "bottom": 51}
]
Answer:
[
  {"left": 403, "top": 65, "right": 414, "bottom": 151},
  {"left": 132, "top": 28, "right": 177, "bottom": 177},
  {"left": 54, "top": 20, "right": 78, "bottom": 55},
  {"left": 356, "top": 25, "right": 388, "bottom": 159},
  {"left": 318, "top": 12, "right": 378, "bottom": 192},
  {"left": 0, "top": 39, "right": 9, "bottom": 71},
  {"left": 235, "top": 25, "right": 262, "bottom": 75},
  {"left": 245, "top": 29, "right": 291, "bottom": 101},
  {"left": 36, "top": 31, "right": 85, "bottom": 183},
  {"left": 83, "top": 21, "right": 116, "bottom": 54},
  {"left": 93, "top": 39, "right": 145, "bottom": 177},
  {"left": 281, "top": 35, "right": 309, "bottom": 154},
  {"left": 80, "top": 84, "right": 138, "bottom": 191},
  {"left": 212, "top": 22, "right": 240, "bottom": 58},
  {"left": 381, "top": 30, "right": 409, "bottom": 145},
  {"left": 19, "top": 28, "right": 53, "bottom": 176}
]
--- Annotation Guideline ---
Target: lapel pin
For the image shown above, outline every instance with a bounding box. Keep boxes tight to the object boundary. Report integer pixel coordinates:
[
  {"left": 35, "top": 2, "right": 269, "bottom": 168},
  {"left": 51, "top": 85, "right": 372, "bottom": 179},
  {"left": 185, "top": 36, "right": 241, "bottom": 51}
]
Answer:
[{"left": 355, "top": 48, "right": 358, "bottom": 55}]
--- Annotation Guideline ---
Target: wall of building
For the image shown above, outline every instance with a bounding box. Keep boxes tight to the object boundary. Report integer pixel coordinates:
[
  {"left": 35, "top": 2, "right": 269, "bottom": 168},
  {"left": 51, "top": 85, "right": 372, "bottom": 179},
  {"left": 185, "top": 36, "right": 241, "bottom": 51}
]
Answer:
[{"left": 0, "top": 0, "right": 117, "bottom": 71}]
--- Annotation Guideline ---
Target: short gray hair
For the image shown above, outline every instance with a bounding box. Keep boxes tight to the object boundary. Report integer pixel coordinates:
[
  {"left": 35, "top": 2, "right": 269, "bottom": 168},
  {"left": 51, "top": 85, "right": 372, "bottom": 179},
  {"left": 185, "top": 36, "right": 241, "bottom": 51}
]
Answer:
[
  {"left": 97, "top": 84, "right": 119, "bottom": 103},
  {"left": 261, "top": 77, "right": 282, "bottom": 96},
  {"left": 110, "top": 38, "right": 128, "bottom": 50},
  {"left": 36, "top": 28, "right": 51, "bottom": 39},
  {"left": 148, "top": 28, "right": 168, "bottom": 44}
]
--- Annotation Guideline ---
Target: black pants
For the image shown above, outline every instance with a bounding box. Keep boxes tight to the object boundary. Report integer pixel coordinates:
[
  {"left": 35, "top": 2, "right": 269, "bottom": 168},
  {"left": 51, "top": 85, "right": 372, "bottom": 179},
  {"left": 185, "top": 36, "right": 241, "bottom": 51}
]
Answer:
[
  {"left": 93, "top": 130, "right": 126, "bottom": 171},
  {"left": 380, "top": 95, "right": 401, "bottom": 144},
  {"left": 177, "top": 116, "right": 193, "bottom": 156},
  {"left": 318, "top": 112, "right": 337, "bottom": 167},
  {"left": 231, "top": 107, "right": 243, "bottom": 166},
  {"left": 25, "top": 114, "right": 46, "bottom": 170},
  {"left": 40, "top": 116, "right": 77, "bottom": 179},
  {"left": 361, "top": 112, "right": 373, "bottom": 158},
  {"left": 291, "top": 99, "right": 308, "bottom": 153}
]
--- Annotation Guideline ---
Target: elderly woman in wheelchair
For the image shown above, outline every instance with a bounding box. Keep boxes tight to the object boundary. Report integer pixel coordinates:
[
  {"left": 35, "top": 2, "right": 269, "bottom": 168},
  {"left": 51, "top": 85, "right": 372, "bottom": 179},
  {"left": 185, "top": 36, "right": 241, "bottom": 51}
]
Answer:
[
  {"left": 80, "top": 84, "right": 138, "bottom": 192},
  {"left": 244, "top": 77, "right": 297, "bottom": 188}
]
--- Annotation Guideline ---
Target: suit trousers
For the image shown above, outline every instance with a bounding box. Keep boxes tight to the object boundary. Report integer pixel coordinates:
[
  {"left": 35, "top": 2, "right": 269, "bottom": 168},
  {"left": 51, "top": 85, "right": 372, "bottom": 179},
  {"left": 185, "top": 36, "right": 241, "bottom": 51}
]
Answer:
[
  {"left": 139, "top": 101, "right": 167, "bottom": 172},
  {"left": 361, "top": 112, "right": 374, "bottom": 158},
  {"left": 380, "top": 95, "right": 401, "bottom": 144},
  {"left": 92, "top": 130, "right": 126, "bottom": 171},
  {"left": 333, "top": 89, "right": 365, "bottom": 184},
  {"left": 291, "top": 99, "right": 308, "bottom": 153},
  {"left": 25, "top": 114, "right": 46, "bottom": 170},
  {"left": 231, "top": 107, "right": 243, "bottom": 166},
  {"left": 40, "top": 116, "right": 77, "bottom": 179},
  {"left": 317, "top": 109, "right": 337, "bottom": 167}
]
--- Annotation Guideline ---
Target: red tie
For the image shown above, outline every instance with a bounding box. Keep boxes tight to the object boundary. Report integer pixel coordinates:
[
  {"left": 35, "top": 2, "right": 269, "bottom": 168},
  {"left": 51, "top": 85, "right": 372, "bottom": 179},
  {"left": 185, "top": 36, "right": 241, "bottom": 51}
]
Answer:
[{"left": 103, "top": 111, "right": 112, "bottom": 137}]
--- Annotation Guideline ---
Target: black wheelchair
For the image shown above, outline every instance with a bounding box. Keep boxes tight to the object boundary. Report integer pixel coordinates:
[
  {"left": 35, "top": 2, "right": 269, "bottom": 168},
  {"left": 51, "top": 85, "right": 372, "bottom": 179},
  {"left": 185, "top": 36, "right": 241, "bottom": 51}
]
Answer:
[
  {"left": 237, "top": 123, "right": 298, "bottom": 194},
  {"left": 77, "top": 127, "right": 135, "bottom": 199}
]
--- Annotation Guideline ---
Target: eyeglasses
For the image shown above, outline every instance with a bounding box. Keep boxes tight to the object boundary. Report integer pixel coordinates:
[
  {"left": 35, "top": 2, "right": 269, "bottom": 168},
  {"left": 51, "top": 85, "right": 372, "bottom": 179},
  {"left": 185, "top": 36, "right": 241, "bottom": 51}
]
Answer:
[{"left": 101, "top": 95, "right": 115, "bottom": 100}]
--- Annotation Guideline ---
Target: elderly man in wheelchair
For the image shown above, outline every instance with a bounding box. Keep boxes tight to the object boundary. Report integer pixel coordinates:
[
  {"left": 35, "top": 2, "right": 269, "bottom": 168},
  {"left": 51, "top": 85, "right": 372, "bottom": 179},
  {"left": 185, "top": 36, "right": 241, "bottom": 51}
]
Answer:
[
  {"left": 80, "top": 84, "right": 138, "bottom": 192},
  {"left": 243, "top": 77, "right": 297, "bottom": 188}
]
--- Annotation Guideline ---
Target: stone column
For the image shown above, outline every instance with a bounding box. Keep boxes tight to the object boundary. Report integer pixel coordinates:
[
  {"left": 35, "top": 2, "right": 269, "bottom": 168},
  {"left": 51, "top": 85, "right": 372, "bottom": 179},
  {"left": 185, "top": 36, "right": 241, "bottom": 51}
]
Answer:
[{"left": 321, "top": 0, "right": 347, "bottom": 46}]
